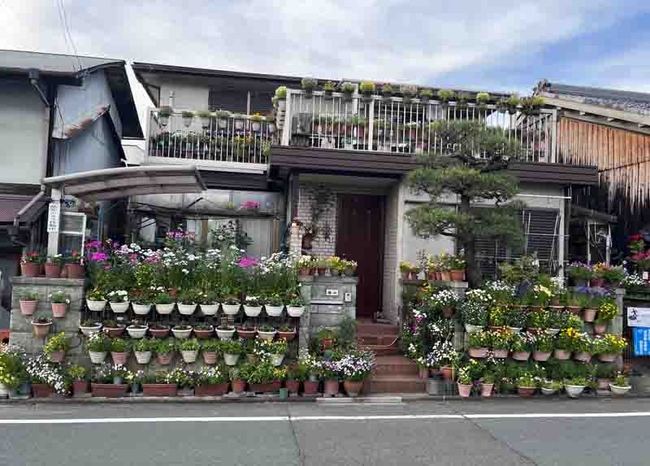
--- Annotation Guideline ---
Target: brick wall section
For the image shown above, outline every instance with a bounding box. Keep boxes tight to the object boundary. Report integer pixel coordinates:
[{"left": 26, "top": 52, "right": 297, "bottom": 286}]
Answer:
[{"left": 296, "top": 184, "right": 337, "bottom": 258}]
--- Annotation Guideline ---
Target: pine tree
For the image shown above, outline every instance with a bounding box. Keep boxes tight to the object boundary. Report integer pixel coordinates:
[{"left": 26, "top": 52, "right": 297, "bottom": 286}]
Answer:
[{"left": 406, "top": 121, "right": 525, "bottom": 287}]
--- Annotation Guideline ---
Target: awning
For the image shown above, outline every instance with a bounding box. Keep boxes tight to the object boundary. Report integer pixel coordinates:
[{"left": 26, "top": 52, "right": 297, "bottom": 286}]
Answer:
[
  {"left": 42, "top": 165, "right": 207, "bottom": 201},
  {"left": 0, "top": 195, "right": 48, "bottom": 225}
]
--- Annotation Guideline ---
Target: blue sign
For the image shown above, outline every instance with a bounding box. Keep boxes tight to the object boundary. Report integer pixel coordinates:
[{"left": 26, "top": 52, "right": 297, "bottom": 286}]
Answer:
[{"left": 633, "top": 328, "right": 650, "bottom": 356}]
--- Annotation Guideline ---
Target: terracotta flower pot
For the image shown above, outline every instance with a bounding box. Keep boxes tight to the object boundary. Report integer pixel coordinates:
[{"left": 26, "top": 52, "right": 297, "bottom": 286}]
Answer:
[
  {"left": 593, "top": 324, "right": 607, "bottom": 335},
  {"left": 344, "top": 380, "right": 364, "bottom": 397},
  {"left": 44, "top": 263, "right": 61, "bottom": 278},
  {"left": 591, "top": 278, "right": 605, "bottom": 288},
  {"left": 481, "top": 383, "right": 494, "bottom": 397},
  {"left": 598, "top": 353, "right": 617, "bottom": 363},
  {"left": 21, "top": 262, "right": 41, "bottom": 277},
  {"left": 518, "top": 387, "right": 535, "bottom": 397},
  {"left": 19, "top": 300, "right": 38, "bottom": 316},
  {"left": 441, "top": 367, "right": 454, "bottom": 380},
  {"left": 574, "top": 352, "right": 592, "bottom": 363},
  {"left": 440, "top": 272, "right": 451, "bottom": 281},
  {"left": 91, "top": 383, "right": 128, "bottom": 398},
  {"left": 597, "top": 378, "right": 611, "bottom": 390},
  {"left": 134, "top": 351, "right": 152, "bottom": 365},
  {"left": 156, "top": 353, "right": 172, "bottom": 365},
  {"left": 532, "top": 351, "right": 551, "bottom": 362},
  {"left": 48, "top": 351, "right": 66, "bottom": 363},
  {"left": 65, "top": 263, "right": 85, "bottom": 279},
  {"left": 231, "top": 379, "right": 246, "bottom": 394},
  {"left": 468, "top": 347, "right": 488, "bottom": 358},
  {"left": 111, "top": 351, "right": 128, "bottom": 365},
  {"left": 194, "top": 328, "right": 214, "bottom": 339},
  {"left": 202, "top": 351, "right": 217, "bottom": 365},
  {"left": 248, "top": 381, "right": 281, "bottom": 394},
  {"left": 583, "top": 308, "right": 597, "bottom": 323},
  {"left": 32, "top": 384, "right": 53, "bottom": 398},
  {"left": 324, "top": 379, "right": 340, "bottom": 396},
  {"left": 567, "top": 306, "right": 582, "bottom": 316},
  {"left": 511, "top": 351, "right": 530, "bottom": 362},
  {"left": 142, "top": 384, "right": 177, "bottom": 397},
  {"left": 303, "top": 380, "right": 320, "bottom": 394},
  {"left": 31, "top": 321, "right": 52, "bottom": 338},
  {"left": 104, "top": 326, "right": 125, "bottom": 338},
  {"left": 73, "top": 380, "right": 89, "bottom": 396},
  {"left": 554, "top": 349, "right": 571, "bottom": 360},
  {"left": 285, "top": 380, "right": 300, "bottom": 394},
  {"left": 450, "top": 270, "right": 465, "bottom": 282},
  {"left": 278, "top": 330, "right": 296, "bottom": 340},
  {"left": 149, "top": 327, "right": 170, "bottom": 339},
  {"left": 195, "top": 383, "right": 229, "bottom": 397},
  {"left": 492, "top": 348, "right": 509, "bottom": 359},
  {"left": 237, "top": 328, "right": 257, "bottom": 339},
  {"left": 51, "top": 303, "right": 67, "bottom": 318},
  {"left": 457, "top": 383, "right": 472, "bottom": 398}
]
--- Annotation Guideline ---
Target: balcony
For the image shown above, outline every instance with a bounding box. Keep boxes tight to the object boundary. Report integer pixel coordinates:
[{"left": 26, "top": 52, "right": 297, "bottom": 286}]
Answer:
[
  {"left": 277, "top": 89, "right": 556, "bottom": 163},
  {"left": 145, "top": 109, "right": 276, "bottom": 172}
]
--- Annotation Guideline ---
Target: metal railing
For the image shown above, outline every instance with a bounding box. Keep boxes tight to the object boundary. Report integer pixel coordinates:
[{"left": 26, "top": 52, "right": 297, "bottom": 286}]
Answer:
[
  {"left": 146, "top": 110, "right": 275, "bottom": 166},
  {"left": 280, "top": 90, "right": 556, "bottom": 163}
]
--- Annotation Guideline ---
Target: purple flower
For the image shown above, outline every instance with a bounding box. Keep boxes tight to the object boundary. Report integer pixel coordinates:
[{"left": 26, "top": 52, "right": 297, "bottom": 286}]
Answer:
[
  {"left": 238, "top": 256, "right": 258, "bottom": 268},
  {"left": 90, "top": 252, "right": 108, "bottom": 262}
]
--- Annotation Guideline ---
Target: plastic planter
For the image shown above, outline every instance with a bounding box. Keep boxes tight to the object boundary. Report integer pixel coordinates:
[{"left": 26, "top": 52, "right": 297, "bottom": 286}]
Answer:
[
  {"left": 126, "top": 326, "right": 148, "bottom": 339},
  {"left": 132, "top": 303, "right": 152, "bottom": 316},
  {"left": 142, "top": 384, "right": 177, "bottom": 397},
  {"left": 86, "top": 300, "right": 107, "bottom": 312},
  {"left": 216, "top": 328, "right": 236, "bottom": 340},
  {"left": 181, "top": 350, "right": 198, "bottom": 363},
  {"left": 257, "top": 330, "right": 277, "bottom": 340},
  {"left": 171, "top": 327, "right": 192, "bottom": 339},
  {"left": 88, "top": 351, "right": 107, "bottom": 364},
  {"left": 221, "top": 304, "right": 241, "bottom": 316},
  {"left": 110, "top": 301, "right": 130, "bottom": 314},
  {"left": 224, "top": 354, "right": 240, "bottom": 366},
  {"left": 19, "top": 300, "right": 38, "bottom": 316},
  {"left": 244, "top": 306, "right": 263, "bottom": 317},
  {"left": 199, "top": 304, "right": 220, "bottom": 316},
  {"left": 91, "top": 383, "right": 127, "bottom": 398},
  {"left": 156, "top": 303, "right": 175, "bottom": 315},
  {"left": 195, "top": 383, "right": 229, "bottom": 397},
  {"left": 178, "top": 303, "right": 197, "bottom": 316},
  {"left": 287, "top": 306, "right": 305, "bottom": 318},
  {"left": 134, "top": 351, "right": 152, "bottom": 365},
  {"left": 609, "top": 384, "right": 631, "bottom": 396},
  {"left": 265, "top": 305, "right": 284, "bottom": 317},
  {"left": 565, "top": 385, "right": 585, "bottom": 398}
]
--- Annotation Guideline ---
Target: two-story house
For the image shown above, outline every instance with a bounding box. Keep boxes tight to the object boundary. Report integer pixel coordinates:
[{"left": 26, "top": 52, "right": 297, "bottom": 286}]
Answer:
[
  {"left": 0, "top": 50, "right": 142, "bottom": 314},
  {"left": 132, "top": 62, "right": 598, "bottom": 325}
]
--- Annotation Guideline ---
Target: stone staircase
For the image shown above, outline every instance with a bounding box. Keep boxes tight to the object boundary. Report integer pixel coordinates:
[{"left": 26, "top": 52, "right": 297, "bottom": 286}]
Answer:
[{"left": 358, "top": 321, "right": 427, "bottom": 394}]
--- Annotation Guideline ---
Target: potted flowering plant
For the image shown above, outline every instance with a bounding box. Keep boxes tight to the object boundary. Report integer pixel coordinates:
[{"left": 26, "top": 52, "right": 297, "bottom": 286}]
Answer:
[
  {"left": 260, "top": 339, "right": 288, "bottom": 367},
  {"left": 180, "top": 338, "right": 201, "bottom": 363},
  {"left": 216, "top": 324, "right": 236, "bottom": 341},
  {"left": 264, "top": 293, "right": 285, "bottom": 317},
  {"left": 21, "top": 251, "right": 44, "bottom": 277},
  {"left": 554, "top": 329, "right": 575, "bottom": 360},
  {"left": 133, "top": 338, "right": 154, "bottom": 364},
  {"left": 200, "top": 291, "right": 220, "bottom": 316},
  {"left": 602, "top": 265, "right": 626, "bottom": 288},
  {"left": 220, "top": 340, "right": 243, "bottom": 366},
  {"left": 170, "top": 368, "right": 194, "bottom": 396},
  {"left": 90, "top": 363, "right": 128, "bottom": 397},
  {"left": 241, "top": 359, "right": 284, "bottom": 393},
  {"left": 257, "top": 324, "right": 277, "bottom": 341},
  {"left": 320, "top": 359, "right": 341, "bottom": 396},
  {"left": 236, "top": 322, "right": 257, "bottom": 339},
  {"left": 456, "top": 366, "right": 473, "bottom": 398},
  {"left": 278, "top": 324, "right": 296, "bottom": 340},
  {"left": 126, "top": 322, "right": 148, "bottom": 339},
  {"left": 286, "top": 294, "right": 305, "bottom": 318},
  {"left": 572, "top": 333, "right": 593, "bottom": 363},
  {"left": 154, "top": 291, "right": 175, "bottom": 315},
  {"left": 103, "top": 319, "right": 125, "bottom": 338},
  {"left": 564, "top": 376, "right": 587, "bottom": 398},
  {"left": 221, "top": 294, "right": 241, "bottom": 315},
  {"left": 505, "top": 306, "right": 527, "bottom": 332},
  {"left": 244, "top": 296, "right": 263, "bottom": 317},
  {"left": 154, "top": 339, "right": 175, "bottom": 365},
  {"left": 569, "top": 262, "right": 593, "bottom": 287},
  {"left": 593, "top": 334, "right": 626, "bottom": 362},
  {"left": 526, "top": 310, "right": 549, "bottom": 332},
  {"left": 297, "top": 255, "right": 314, "bottom": 276},
  {"left": 19, "top": 291, "right": 39, "bottom": 316},
  {"left": 338, "top": 350, "right": 374, "bottom": 397},
  {"left": 149, "top": 322, "right": 170, "bottom": 339},
  {"left": 193, "top": 323, "right": 214, "bottom": 339},
  {"left": 229, "top": 367, "right": 246, "bottom": 393},
  {"left": 400, "top": 260, "right": 420, "bottom": 280},
  {"left": 177, "top": 288, "right": 201, "bottom": 316},
  {"left": 64, "top": 251, "right": 85, "bottom": 278},
  {"left": 516, "top": 372, "right": 537, "bottom": 397},
  {"left": 26, "top": 354, "right": 69, "bottom": 397},
  {"left": 67, "top": 364, "right": 89, "bottom": 397},
  {"left": 201, "top": 339, "right": 221, "bottom": 365},
  {"left": 195, "top": 366, "right": 230, "bottom": 396},
  {"left": 172, "top": 324, "right": 192, "bottom": 339},
  {"left": 142, "top": 370, "right": 178, "bottom": 397},
  {"left": 31, "top": 317, "right": 52, "bottom": 338},
  {"left": 49, "top": 290, "right": 70, "bottom": 318},
  {"left": 130, "top": 289, "right": 152, "bottom": 315},
  {"left": 86, "top": 332, "right": 110, "bottom": 364},
  {"left": 43, "top": 332, "right": 69, "bottom": 363},
  {"left": 107, "top": 290, "right": 129, "bottom": 313},
  {"left": 429, "top": 289, "right": 459, "bottom": 319},
  {"left": 125, "top": 369, "right": 145, "bottom": 395},
  {"left": 460, "top": 300, "right": 488, "bottom": 333},
  {"left": 490, "top": 329, "right": 511, "bottom": 358},
  {"left": 609, "top": 373, "right": 631, "bottom": 396},
  {"left": 510, "top": 332, "right": 533, "bottom": 361},
  {"left": 540, "top": 379, "right": 561, "bottom": 396},
  {"left": 110, "top": 338, "right": 130, "bottom": 365},
  {"left": 45, "top": 254, "right": 64, "bottom": 278},
  {"left": 489, "top": 305, "right": 508, "bottom": 329},
  {"left": 85, "top": 288, "right": 106, "bottom": 312},
  {"left": 285, "top": 364, "right": 308, "bottom": 395},
  {"left": 594, "top": 300, "right": 617, "bottom": 334},
  {"left": 532, "top": 331, "right": 554, "bottom": 361},
  {"left": 467, "top": 330, "right": 490, "bottom": 359},
  {"left": 448, "top": 255, "right": 466, "bottom": 282},
  {"left": 298, "top": 353, "right": 321, "bottom": 394}
]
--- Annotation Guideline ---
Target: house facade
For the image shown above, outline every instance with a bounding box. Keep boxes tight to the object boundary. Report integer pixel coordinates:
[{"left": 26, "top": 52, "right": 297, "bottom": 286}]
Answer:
[
  {"left": 0, "top": 50, "right": 142, "bottom": 316},
  {"left": 133, "top": 63, "right": 598, "bottom": 325}
]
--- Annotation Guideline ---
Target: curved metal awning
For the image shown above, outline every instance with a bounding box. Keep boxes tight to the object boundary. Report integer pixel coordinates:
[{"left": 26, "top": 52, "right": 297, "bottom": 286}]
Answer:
[{"left": 42, "top": 165, "right": 207, "bottom": 201}]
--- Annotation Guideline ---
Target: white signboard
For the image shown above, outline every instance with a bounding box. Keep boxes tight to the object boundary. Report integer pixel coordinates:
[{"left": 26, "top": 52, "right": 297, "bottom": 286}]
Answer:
[
  {"left": 46, "top": 202, "right": 61, "bottom": 233},
  {"left": 627, "top": 307, "right": 650, "bottom": 327}
]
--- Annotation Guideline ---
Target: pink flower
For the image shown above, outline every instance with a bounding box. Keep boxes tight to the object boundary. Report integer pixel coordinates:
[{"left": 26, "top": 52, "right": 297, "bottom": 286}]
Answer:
[
  {"left": 238, "top": 256, "right": 259, "bottom": 268},
  {"left": 90, "top": 252, "right": 108, "bottom": 262}
]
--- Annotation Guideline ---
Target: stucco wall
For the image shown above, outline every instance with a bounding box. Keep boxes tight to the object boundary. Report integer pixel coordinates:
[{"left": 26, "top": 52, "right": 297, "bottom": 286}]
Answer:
[
  {"left": 158, "top": 77, "right": 210, "bottom": 111},
  {"left": 0, "top": 80, "right": 48, "bottom": 184}
]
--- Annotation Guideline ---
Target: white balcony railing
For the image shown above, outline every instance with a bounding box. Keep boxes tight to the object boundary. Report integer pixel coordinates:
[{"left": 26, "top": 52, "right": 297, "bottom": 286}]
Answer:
[
  {"left": 146, "top": 109, "right": 276, "bottom": 169},
  {"left": 280, "top": 90, "right": 556, "bottom": 163}
]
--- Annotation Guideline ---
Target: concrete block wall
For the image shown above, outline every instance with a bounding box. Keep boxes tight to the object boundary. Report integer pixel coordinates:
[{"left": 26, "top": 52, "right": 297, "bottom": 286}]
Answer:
[
  {"left": 9, "top": 277, "right": 86, "bottom": 362},
  {"left": 296, "top": 184, "right": 337, "bottom": 258}
]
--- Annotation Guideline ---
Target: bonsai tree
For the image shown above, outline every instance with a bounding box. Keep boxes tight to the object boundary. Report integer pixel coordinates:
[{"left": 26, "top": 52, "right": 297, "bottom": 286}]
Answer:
[{"left": 406, "top": 120, "right": 524, "bottom": 288}]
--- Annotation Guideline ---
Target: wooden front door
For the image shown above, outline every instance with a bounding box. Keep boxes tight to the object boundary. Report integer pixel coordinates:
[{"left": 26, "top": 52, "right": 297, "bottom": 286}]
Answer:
[{"left": 336, "top": 194, "right": 384, "bottom": 319}]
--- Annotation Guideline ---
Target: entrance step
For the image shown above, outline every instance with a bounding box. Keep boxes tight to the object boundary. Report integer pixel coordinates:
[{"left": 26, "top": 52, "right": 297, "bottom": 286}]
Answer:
[
  {"left": 374, "top": 355, "right": 420, "bottom": 377},
  {"left": 357, "top": 334, "right": 399, "bottom": 346},
  {"left": 359, "top": 344, "right": 401, "bottom": 356},
  {"left": 367, "top": 375, "right": 427, "bottom": 394},
  {"left": 356, "top": 322, "right": 400, "bottom": 336}
]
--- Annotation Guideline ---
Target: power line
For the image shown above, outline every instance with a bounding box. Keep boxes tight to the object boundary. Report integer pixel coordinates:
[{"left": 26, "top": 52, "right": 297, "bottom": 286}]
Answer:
[{"left": 56, "top": 0, "right": 83, "bottom": 71}]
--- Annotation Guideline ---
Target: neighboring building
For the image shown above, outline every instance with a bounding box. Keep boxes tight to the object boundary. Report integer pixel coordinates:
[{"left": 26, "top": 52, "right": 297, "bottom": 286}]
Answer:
[
  {"left": 132, "top": 63, "right": 598, "bottom": 324},
  {"left": 0, "top": 49, "right": 142, "bottom": 312},
  {"left": 536, "top": 81, "right": 650, "bottom": 260}
]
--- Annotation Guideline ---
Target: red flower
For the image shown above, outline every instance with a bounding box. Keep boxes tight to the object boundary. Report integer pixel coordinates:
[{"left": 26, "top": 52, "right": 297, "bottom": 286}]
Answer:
[{"left": 629, "top": 234, "right": 644, "bottom": 242}]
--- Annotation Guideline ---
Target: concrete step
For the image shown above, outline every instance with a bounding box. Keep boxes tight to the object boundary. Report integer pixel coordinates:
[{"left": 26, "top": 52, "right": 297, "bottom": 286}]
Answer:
[
  {"left": 367, "top": 375, "right": 427, "bottom": 394},
  {"left": 357, "top": 334, "right": 399, "bottom": 346},
  {"left": 360, "top": 345, "right": 401, "bottom": 356},
  {"left": 374, "top": 355, "right": 420, "bottom": 377},
  {"left": 356, "top": 322, "right": 400, "bottom": 336}
]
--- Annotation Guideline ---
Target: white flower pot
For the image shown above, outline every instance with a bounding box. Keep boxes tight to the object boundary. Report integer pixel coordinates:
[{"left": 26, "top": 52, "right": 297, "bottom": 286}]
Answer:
[
  {"left": 541, "top": 387, "right": 557, "bottom": 396},
  {"left": 287, "top": 306, "right": 305, "bottom": 318},
  {"left": 156, "top": 303, "right": 175, "bottom": 315},
  {"left": 126, "top": 326, "right": 148, "bottom": 339},
  {"left": 258, "top": 330, "right": 277, "bottom": 340},
  {"left": 609, "top": 384, "right": 631, "bottom": 396},
  {"left": 86, "top": 300, "right": 107, "bottom": 312},
  {"left": 134, "top": 351, "right": 152, "bottom": 364},
  {"left": 224, "top": 354, "right": 240, "bottom": 366},
  {"left": 216, "top": 328, "right": 236, "bottom": 340},
  {"left": 244, "top": 305, "right": 263, "bottom": 317},
  {"left": 200, "top": 304, "right": 220, "bottom": 316},
  {"left": 181, "top": 350, "right": 198, "bottom": 363},
  {"left": 172, "top": 327, "right": 192, "bottom": 339},
  {"left": 221, "top": 304, "right": 240, "bottom": 315},
  {"left": 79, "top": 324, "right": 102, "bottom": 337},
  {"left": 178, "top": 303, "right": 197, "bottom": 316},
  {"left": 89, "top": 351, "right": 107, "bottom": 364},
  {"left": 109, "top": 301, "right": 130, "bottom": 313},
  {"left": 565, "top": 384, "right": 585, "bottom": 398},
  {"left": 465, "top": 324, "right": 484, "bottom": 333},
  {"left": 132, "top": 303, "right": 152, "bottom": 315},
  {"left": 547, "top": 328, "right": 560, "bottom": 336},
  {"left": 271, "top": 354, "right": 285, "bottom": 367},
  {"left": 265, "top": 305, "right": 284, "bottom": 317},
  {"left": 507, "top": 327, "right": 522, "bottom": 334}
]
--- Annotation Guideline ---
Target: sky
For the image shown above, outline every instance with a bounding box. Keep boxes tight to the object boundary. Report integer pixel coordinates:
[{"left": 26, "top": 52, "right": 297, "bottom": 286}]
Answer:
[{"left": 2, "top": 0, "right": 650, "bottom": 122}]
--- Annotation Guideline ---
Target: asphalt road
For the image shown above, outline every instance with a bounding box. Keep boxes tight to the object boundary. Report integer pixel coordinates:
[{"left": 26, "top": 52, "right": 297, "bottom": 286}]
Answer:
[{"left": 1, "top": 398, "right": 650, "bottom": 465}]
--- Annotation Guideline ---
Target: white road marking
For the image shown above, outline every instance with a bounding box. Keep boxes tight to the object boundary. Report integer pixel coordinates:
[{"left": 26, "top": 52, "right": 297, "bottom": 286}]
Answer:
[{"left": 0, "top": 412, "right": 649, "bottom": 425}]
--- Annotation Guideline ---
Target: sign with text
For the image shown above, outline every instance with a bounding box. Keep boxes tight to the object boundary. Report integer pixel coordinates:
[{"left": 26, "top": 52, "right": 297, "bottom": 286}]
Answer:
[
  {"left": 633, "top": 328, "right": 650, "bottom": 356},
  {"left": 627, "top": 307, "right": 650, "bottom": 327},
  {"left": 46, "top": 202, "right": 61, "bottom": 233}
]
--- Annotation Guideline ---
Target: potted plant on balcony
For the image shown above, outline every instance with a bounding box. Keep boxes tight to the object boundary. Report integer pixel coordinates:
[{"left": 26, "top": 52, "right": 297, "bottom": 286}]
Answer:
[
  {"left": 594, "top": 300, "right": 618, "bottom": 335},
  {"left": 250, "top": 113, "right": 264, "bottom": 132},
  {"left": 86, "top": 332, "right": 109, "bottom": 364},
  {"left": 476, "top": 92, "right": 491, "bottom": 110},
  {"left": 467, "top": 330, "right": 490, "bottom": 359},
  {"left": 243, "top": 295, "right": 263, "bottom": 317},
  {"left": 181, "top": 111, "right": 194, "bottom": 127},
  {"left": 103, "top": 319, "right": 125, "bottom": 338},
  {"left": 419, "top": 88, "right": 433, "bottom": 103},
  {"left": 506, "top": 94, "right": 521, "bottom": 115},
  {"left": 220, "top": 340, "right": 243, "bottom": 366},
  {"left": 232, "top": 113, "right": 245, "bottom": 131},
  {"left": 274, "top": 86, "right": 287, "bottom": 111},
  {"left": 456, "top": 92, "right": 471, "bottom": 111},
  {"left": 610, "top": 373, "right": 632, "bottom": 396},
  {"left": 142, "top": 370, "right": 178, "bottom": 397},
  {"left": 110, "top": 338, "right": 130, "bottom": 365},
  {"left": 133, "top": 338, "right": 154, "bottom": 365},
  {"left": 126, "top": 322, "right": 148, "bottom": 339},
  {"left": 520, "top": 95, "right": 545, "bottom": 116},
  {"left": 107, "top": 290, "right": 129, "bottom": 313},
  {"left": 215, "top": 110, "right": 232, "bottom": 129},
  {"left": 339, "top": 350, "right": 374, "bottom": 398},
  {"left": 43, "top": 332, "right": 69, "bottom": 364},
  {"left": 196, "top": 110, "right": 213, "bottom": 129},
  {"left": 149, "top": 322, "right": 170, "bottom": 339},
  {"left": 31, "top": 317, "right": 52, "bottom": 338},
  {"left": 399, "top": 85, "right": 417, "bottom": 104},
  {"left": 359, "top": 81, "right": 376, "bottom": 101},
  {"left": 158, "top": 106, "right": 172, "bottom": 126},
  {"left": 380, "top": 83, "right": 393, "bottom": 101},
  {"left": 67, "top": 365, "right": 89, "bottom": 397},
  {"left": 195, "top": 366, "right": 229, "bottom": 397},
  {"left": 180, "top": 338, "right": 200, "bottom": 363},
  {"left": 155, "top": 338, "right": 175, "bottom": 365},
  {"left": 301, "top": 77, "right": 317, "bottom": 98},
  {"left": 437, "top": 89, "right": 455, "bottom": 107},
  {"left": 154, "top": 290, "right": 175, "bottom": 315},
  {"left": 45, "top": 254, "right": 64, "bottom": 278},
  {"left": 200, "top": 339, "right": 220, "bottom": 365},
  {"left": 221, "top": 294, "right": 241, "bottom": 316},
  {"left": 340, "top": 82, "right": 355, "bottom": 101},
  {"left": 21, "top": 251, "right": 43, "bottom": 277},
  {"left": 19, "top": 291, "right": 39, "bottom": 316},
  {"left": 323, "top": 80, "right": 336, "bottom": 99},
  {"left": 64, "top": 251, "right": 84, "bottom": 278}
]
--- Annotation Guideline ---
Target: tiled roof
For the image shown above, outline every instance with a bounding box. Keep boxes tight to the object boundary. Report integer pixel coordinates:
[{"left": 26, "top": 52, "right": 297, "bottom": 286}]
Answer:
[{"left": 0, "top": 195, "right": 47, "bottom": 224}]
